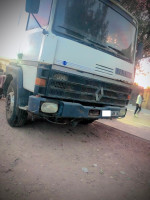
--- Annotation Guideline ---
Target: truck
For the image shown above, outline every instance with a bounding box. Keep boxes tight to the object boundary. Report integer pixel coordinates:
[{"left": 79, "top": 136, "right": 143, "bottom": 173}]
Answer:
[{"left": 0, "top": 0, "right": 139, "bottom": 127}]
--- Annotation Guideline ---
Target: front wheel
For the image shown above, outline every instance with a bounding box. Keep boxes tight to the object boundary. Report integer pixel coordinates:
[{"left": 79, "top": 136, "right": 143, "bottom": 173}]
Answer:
[
  {"left": 0, "top": 88, "right": 3, "bottom": 99},
  {"left": 6, "top": 80, "right": 28, "bottom": 127}
]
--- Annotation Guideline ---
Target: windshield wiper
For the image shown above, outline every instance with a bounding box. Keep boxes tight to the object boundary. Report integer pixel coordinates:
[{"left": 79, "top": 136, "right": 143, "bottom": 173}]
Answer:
[
  {"left": 57, "top": 26, "right": 100, "bottom": 49},
  {"left": 58, "top": 26, "right": 85, "bottom": 39},
  {"left": 108, "top": 46, "right": 130, "bottom": 61},
  {"left": 86, "top": 39, "right": 120, "bottom": 54},
  {"left": 58, "top": 26, "right": 115, "bottom": 51},
  {"left": 57, "top": 26, "right": 131, "bottom": 62},
  {"left": 87, "top": 40, "right": 131, "bottom": 62},
  {"left": 108, "top": 46, "right": 124, "bottom": 56},
  {"left": 86, "top": 39, "right": 107, "bottom": 49}
]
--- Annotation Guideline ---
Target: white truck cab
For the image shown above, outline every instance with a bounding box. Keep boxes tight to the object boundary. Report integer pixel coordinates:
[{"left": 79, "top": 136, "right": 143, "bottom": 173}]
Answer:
[{"left": 1, "top": 0, "right": 138, "bottom": 126}]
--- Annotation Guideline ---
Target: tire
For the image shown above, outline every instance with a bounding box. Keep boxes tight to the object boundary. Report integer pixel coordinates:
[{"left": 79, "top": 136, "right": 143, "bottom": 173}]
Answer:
[
  {"left": 0, "top": 88, "right": 3, "bottom": 99},
  {"left": 80, "top": 119, "right": 95, "bottom": 125},
  {"left": 6, "top": 80, "right": 28, "bottom": 127}
]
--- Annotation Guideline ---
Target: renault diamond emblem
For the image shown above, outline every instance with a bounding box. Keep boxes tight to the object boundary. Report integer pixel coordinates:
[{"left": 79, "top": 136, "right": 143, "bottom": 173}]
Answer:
[{"left": 96, "top": 87, "right": 104, "bottom": 101}]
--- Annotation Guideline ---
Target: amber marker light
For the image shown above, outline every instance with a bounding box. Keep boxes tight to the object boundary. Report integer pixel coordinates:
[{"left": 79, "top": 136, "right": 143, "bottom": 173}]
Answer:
[
  {"left": 35, "top": 78, "right": 46, "bottom": 87},
  {"left": 127, "top": 95, "right": 131, "bottom": 100}
]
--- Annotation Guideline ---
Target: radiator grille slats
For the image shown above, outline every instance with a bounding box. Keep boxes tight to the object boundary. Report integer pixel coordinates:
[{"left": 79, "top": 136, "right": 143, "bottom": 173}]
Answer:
[{"left": 46, "top": 70, "right": 131, "bottom": 107}]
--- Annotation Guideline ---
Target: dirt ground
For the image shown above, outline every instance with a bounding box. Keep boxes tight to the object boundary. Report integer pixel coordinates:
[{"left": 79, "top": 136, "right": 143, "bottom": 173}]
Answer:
[{"left": 0, "top": 99, "right": 150, "bottom": 200}]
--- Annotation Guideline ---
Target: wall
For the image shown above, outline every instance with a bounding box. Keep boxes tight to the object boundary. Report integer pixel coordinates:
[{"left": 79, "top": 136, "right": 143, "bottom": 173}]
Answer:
[{"left": 143, "top": 89, "right": 150, "bottom": 110}]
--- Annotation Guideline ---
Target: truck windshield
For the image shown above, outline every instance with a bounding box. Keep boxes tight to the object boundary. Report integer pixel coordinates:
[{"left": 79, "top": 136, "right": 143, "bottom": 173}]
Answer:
[{"left": 53, "top": 0, "right": 136, "bottom": 63}]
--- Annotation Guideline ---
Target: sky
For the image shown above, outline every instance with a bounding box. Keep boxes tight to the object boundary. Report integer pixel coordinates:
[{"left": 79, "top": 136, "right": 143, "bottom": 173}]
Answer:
[
  {"left": 134, "top": 58, "right": 150, "bottom": 89},
  {"left": 0, "top": 0, "right": 25, "bottom": 59}
]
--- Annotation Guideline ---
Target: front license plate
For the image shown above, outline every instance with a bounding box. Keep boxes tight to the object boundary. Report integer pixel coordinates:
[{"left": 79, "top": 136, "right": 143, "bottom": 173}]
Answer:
[{"left": 102, "top": 110, "right": 111, "bottom": 117}]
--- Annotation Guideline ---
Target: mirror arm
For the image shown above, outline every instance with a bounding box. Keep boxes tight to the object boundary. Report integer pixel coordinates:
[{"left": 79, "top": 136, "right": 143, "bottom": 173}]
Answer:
[{"left": 31, "top": 13, "right": 49, "bottom": 35}]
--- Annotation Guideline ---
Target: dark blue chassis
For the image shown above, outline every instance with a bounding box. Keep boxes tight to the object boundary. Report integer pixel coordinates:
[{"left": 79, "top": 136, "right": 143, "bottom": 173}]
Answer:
[
  {"left": 4, "top": 64, "right": 128, "bottom": 120},
  {"left": 28, "top": 96, "right": 127, "bottom": 119}
]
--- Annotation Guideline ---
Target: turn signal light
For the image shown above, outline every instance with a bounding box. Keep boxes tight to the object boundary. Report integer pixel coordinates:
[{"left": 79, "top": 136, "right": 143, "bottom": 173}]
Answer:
[
  {"left": 127, "top": 95, "right": 131, "bottom": 100},
  {"left": 35, "top": 78, "right": 46, "bottom": 87}
]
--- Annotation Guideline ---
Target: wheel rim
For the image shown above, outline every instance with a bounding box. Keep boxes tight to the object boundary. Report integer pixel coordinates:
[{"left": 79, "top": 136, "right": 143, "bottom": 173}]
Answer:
[{"left": 6, "top": 90, "right": 15, "bottom": 119}]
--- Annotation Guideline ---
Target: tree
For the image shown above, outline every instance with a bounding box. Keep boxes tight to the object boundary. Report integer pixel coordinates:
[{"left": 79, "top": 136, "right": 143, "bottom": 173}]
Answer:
[{"left": 121, "top": 0, "right": 150, "bottom": 58}]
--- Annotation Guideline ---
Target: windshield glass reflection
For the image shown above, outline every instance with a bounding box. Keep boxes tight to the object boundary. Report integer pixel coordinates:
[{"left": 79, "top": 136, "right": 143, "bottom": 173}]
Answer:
[{"left": 53, "top": 0, "right": 136, "bottom": 62}]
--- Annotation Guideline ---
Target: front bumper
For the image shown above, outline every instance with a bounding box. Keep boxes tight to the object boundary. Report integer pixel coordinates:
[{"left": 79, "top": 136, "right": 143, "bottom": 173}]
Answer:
[{"left": 28, "top": 96, "right": 127, "bottom": 119}]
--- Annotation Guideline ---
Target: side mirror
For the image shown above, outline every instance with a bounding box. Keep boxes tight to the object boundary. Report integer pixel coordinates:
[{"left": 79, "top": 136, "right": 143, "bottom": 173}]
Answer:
[
  {"left": 26, "top": 0, "right": 40, "bottom": 14},
  {"left": 136, "top": 42, "right": 143, "bottom": 60}
]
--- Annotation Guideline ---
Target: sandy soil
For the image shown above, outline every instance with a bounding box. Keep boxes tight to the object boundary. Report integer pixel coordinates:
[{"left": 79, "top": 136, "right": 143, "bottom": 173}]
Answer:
[{"left": 0, "top": 99, "right": 150, "bottom": 200}]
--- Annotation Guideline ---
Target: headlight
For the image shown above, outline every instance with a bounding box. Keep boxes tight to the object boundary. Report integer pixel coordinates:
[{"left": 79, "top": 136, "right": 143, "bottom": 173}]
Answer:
[{"left": 41, "top": 102, "right": 58, "bottom": 113}]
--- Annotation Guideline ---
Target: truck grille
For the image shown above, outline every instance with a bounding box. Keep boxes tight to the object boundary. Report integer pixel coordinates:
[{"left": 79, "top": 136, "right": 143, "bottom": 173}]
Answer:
[{"left": 46, "top": 70, "right": 131, "bottom": 107}]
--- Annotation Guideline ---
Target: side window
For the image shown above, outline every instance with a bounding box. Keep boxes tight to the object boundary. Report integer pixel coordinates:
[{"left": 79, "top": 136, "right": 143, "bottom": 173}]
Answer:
[{"left": 27, "top": 0, "right": 52, "bottom": 30}]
